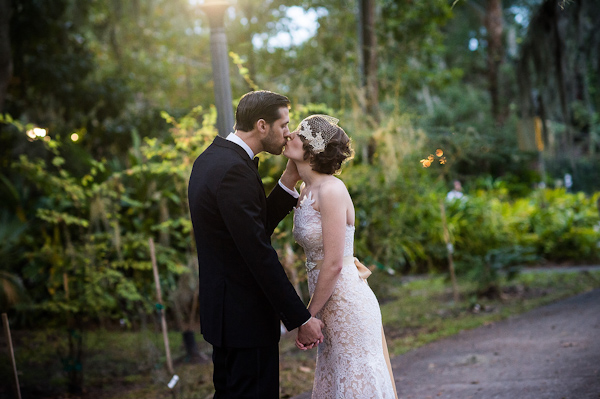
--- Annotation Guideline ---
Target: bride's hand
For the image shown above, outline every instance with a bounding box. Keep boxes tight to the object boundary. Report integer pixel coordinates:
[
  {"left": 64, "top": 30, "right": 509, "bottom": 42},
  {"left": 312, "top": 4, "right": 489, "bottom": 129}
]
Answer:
[
  {"left": 296, "top": 317, "right": 324, "bottom": 350},
  {"left": 295, "top": 336, "right": 317, "bottom": 351},
  {"left": 281, "top": 159, "right": 301, "bottom": 189},
  {"left": 295, "top": 337, "right": 312, "bottom": 350}
]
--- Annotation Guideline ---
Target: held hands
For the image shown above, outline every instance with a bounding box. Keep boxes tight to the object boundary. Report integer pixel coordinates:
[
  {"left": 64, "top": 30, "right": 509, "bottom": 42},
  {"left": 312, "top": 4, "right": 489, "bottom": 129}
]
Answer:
[
  {"left": 280, "top": 159, "right": 301, "bottom": 191},
  {"left": 295, "top": 317, "right": 324, "bottom": 351}
]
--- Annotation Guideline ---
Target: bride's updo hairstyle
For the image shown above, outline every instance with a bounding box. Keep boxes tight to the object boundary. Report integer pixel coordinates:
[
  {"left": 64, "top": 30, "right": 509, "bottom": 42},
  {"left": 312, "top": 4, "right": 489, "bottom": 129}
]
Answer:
[{"left": 294, "top": 115, "right": 353, "bottom": 175}]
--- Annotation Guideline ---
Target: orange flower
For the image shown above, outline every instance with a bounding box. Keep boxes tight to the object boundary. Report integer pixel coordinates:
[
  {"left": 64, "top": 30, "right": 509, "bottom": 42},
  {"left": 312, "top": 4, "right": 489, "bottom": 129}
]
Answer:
[
  {"left": 428, "top": 154, "right": 434, "bottom": 162},
  {"left": 439, "top": 157, "right": 447, "bottom": 164},
  {"left": 420, "top": 159, "right": 432, "bottom": 168},
  {"left": 436, "top": 149, "right": 443, "bottom": 157}
]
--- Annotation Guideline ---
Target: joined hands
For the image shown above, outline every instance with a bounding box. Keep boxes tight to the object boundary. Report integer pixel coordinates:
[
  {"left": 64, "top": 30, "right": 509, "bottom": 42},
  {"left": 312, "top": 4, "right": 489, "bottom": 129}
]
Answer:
[{"left": 295, "top": 317, "right": 324, "bottom": 351}]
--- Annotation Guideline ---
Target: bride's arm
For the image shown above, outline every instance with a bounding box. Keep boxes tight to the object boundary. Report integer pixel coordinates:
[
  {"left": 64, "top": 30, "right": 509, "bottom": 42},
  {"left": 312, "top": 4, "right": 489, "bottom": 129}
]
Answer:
[{"left": 307, "top": 180, "right": 349, "bottom": 317}]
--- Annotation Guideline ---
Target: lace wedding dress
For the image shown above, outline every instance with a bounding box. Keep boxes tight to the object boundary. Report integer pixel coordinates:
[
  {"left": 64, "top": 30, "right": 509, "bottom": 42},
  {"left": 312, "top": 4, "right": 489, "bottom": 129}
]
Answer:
[{"left": 293, "top": 192, "right": 397, "bottom": 399}]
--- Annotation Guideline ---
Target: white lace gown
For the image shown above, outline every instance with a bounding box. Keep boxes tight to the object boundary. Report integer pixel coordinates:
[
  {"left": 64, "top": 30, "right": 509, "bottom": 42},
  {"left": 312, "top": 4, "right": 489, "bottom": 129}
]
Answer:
[{"left": 293, "top": 192, "right": 397, "bottom": 399}]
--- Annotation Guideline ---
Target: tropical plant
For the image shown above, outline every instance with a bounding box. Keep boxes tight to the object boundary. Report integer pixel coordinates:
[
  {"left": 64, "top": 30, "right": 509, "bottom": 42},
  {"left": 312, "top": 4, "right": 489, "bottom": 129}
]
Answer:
[{"left": 1, "top": 104, "right": 217, "bottom": 391}]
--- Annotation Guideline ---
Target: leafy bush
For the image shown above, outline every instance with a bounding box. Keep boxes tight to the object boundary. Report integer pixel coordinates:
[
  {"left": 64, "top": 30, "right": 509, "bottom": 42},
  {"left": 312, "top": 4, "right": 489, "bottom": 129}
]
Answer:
[{"left": 524, "top": 189, "right": 600, "bottom": 261}]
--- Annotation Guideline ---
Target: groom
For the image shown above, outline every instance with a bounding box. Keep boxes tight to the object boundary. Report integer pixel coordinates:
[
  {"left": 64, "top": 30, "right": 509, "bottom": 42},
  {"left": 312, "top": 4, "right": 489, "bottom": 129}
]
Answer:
[{"left": 188, "top": 90, "right": 324, "bottom": 398}]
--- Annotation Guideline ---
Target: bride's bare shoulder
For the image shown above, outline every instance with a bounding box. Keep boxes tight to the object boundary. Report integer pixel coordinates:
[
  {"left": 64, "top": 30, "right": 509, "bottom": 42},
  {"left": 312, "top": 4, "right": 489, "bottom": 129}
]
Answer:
[{"left": 317, "top": 177, "right": 349, "bottom": 202}]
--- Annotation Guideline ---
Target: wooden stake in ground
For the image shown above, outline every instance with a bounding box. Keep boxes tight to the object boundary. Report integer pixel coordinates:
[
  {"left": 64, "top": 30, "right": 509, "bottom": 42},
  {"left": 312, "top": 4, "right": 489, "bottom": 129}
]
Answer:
[
  {"left": 440, "top": 200, "right": 459, "bottom": 303},
  {"left": 149, "top": 238, "right": 175, "bottom": 375},
  {"left": 2, "top": 313, "right": 22, "bottom": 399}
]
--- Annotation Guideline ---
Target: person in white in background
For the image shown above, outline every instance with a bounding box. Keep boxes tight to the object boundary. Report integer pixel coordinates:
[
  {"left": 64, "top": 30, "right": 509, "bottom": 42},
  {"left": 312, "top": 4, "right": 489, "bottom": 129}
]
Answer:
[{"left": 446, "top": 180, "right": 466, "bottom": 201}]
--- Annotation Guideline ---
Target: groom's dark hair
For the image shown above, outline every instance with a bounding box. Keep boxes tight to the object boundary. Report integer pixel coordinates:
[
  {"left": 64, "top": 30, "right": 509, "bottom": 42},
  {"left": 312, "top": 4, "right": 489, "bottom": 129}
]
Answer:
[{"left": 234, "top": 90, "right": 290, "bottom": 132}]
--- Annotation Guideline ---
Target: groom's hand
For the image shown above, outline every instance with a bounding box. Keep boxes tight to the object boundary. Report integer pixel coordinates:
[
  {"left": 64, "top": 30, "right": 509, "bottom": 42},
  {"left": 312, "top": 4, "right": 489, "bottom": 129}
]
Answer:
[
  {"left": 296, "top": 317, "right": 324, "bottom": 350},
  {"left": 280, "top": 159, "right": 301, "bottom": 191}
]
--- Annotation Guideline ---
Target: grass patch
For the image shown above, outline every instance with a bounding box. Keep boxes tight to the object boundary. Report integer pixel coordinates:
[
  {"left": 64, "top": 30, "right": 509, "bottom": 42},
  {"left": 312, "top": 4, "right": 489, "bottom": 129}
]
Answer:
[
  {"left": 2, "top": 269, "right": 599, "bottom": 398},
  {"left": 379, "top": 269, "right": 600, "bottom": 356}
]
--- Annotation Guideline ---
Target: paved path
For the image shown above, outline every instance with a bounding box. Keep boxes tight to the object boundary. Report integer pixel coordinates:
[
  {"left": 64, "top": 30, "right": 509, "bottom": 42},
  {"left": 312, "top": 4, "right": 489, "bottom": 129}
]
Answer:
[{"left": 293, "top": 288, "right": 600, "bottom": 399}]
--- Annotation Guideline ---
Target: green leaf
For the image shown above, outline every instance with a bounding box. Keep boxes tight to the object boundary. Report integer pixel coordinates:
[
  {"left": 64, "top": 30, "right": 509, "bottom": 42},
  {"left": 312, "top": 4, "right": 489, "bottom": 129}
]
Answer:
[{"left": 52, "top": 157, "right": 65, "bottom": 167}]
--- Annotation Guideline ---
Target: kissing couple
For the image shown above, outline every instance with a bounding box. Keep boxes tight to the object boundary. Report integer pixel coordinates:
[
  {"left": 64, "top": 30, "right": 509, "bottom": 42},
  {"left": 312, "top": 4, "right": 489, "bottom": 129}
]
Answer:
[{"left": 188, "top": 90, "right": 397, "bottom": 399}]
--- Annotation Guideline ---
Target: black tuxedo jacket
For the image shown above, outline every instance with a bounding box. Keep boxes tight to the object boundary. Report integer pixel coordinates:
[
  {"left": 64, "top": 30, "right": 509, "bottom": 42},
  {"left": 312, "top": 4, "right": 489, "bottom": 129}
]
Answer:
[{"left": 188, "top": 136, "right": 311, "bottom": 348}]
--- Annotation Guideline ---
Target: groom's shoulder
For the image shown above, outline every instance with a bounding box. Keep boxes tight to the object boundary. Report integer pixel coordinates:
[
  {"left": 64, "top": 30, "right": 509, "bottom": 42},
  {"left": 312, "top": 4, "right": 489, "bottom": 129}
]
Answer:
[
  {"left": 193, "top": 137, "right": 248, "bottom": 176},
  {"left": 201, "top": 135, "right": 227, "bottom": 155},
  {"left": 198, "top": 137, "right": 239, "bottom": 162}
]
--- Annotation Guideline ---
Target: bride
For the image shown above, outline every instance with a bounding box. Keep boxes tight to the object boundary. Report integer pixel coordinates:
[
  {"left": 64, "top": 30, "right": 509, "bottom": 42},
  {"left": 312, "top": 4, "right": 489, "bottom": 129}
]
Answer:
[{"left": 284, "top": 115, "right": 398, "bottom": 399}]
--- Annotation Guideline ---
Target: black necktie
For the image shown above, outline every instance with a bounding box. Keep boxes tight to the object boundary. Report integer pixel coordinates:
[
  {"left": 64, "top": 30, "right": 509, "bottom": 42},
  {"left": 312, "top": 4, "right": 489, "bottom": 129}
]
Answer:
[{"left": 253, "top": 157, "right": 259, "bottom": 168}]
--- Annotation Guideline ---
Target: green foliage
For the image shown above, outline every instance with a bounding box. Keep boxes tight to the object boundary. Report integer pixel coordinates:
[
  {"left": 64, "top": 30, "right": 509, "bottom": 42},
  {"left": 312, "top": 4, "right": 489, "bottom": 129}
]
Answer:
[
  {"left": 418, "top": 82, "right": 538, "bottom": 184},
  {"left": 457, "top": 246, "right": 537, "bottom": 297},
  {"left": 5, "top": 106, "right": 216, "bottom": 324},
  {"left": 2, "top": 106, "right": 218, "bottom": 390},
  {"left": 545, "top": 157, "right": 600, "bottom": 194},
  {"left": 348, "top": 162, "right": 438, "bottom": 272},
  {"left": 0, "top": 270, "right": 28, "bottom": 313},
  {"left": 526, "top": 189, "right": 600, "bottom": 261},
  {"left": 444, "top": 187, "right": 599, "bottom": 272},
  {"left": 325, "top": 116, "right": 600, "bottom": 286},
  {"left": 380, "top": 0, "right": 461, "bottom": 94}
]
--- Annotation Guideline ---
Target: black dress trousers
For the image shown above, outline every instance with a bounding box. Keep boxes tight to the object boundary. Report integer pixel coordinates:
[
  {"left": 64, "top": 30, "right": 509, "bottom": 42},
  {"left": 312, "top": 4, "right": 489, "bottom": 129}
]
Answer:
[{"left": 212, "top": 344, "right": 279, "bottom": 399}]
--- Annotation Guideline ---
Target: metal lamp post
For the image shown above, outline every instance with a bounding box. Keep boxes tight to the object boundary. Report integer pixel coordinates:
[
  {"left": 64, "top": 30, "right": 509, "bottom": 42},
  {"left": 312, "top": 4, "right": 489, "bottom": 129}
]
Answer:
[{"left": 201, "top": 0, "right": 234, "bottom": 137}]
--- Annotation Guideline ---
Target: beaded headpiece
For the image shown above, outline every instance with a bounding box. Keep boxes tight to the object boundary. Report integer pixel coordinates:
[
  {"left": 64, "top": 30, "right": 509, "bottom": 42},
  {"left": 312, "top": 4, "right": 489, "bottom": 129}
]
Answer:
[{"left": 293, "top": 114, "right": 340, "bottom": 153}]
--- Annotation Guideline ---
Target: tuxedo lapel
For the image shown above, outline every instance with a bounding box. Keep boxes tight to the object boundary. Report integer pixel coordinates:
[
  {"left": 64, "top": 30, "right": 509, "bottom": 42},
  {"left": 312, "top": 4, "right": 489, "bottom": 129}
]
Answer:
[{"left": 213, "top": 136, "right": 262, "bottom": 183}]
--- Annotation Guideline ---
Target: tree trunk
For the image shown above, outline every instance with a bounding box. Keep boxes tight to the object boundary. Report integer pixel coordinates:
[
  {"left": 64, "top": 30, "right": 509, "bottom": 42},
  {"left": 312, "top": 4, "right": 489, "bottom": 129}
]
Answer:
[
  {"left": 242, "top": 2, "right": 257, "bottom": 91},
  {"left": 360, "top": 0, "right": 379, "bottom": 121},
  {"left": 551, "top": 4, "right": 573, "bottom": 164},
  {"left": 64, "top": 316, "right": 84, "bottom": 394},
  {"left": 182, "top": 330, "right": 205, "bottom": 361},
  {"left": 159, "top": 197, "right": 170, "bottom": 247},
  {"left": 358, "top": 0, "right": 379, "bottom": 163},
  {"left": 484, "top": 0, "right": 504, "bottom": 125},
  {"left": 0, "top": 0, "right": 12, "bottom": 112}
]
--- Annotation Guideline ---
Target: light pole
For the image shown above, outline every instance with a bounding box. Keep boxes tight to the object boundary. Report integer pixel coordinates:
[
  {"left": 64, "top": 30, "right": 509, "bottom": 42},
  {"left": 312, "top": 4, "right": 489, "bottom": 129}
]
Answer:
[{"left": 200, "top": 0, "right": 234, "bottom": 138}]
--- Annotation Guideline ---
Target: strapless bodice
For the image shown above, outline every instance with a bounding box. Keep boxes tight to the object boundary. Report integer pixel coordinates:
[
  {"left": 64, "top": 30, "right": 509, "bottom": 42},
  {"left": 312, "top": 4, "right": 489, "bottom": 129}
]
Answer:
[{"left": 292, "top": 192, "right": 355, "bottom": 271}]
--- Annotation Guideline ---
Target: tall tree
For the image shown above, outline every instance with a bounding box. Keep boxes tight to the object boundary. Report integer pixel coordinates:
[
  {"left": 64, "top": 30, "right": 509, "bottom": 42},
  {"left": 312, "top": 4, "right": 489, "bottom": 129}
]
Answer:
[
  {"left": 451, "top": 0, "right": 506, "bottom": 124},
  {"left": 517, "top": 0, "right": 600, "bottom": 159},
  {"left": 484, "top": 0, "right": 504, "bottom": 124},
  {"left": 358, "top": 0, "right": 380, "bottom": 120},
  {"left": 228, "top": 0, "right": 291, "bottom": 92},
  {"left": 379, "top": 0, "right": 456, "bottom": 99}
]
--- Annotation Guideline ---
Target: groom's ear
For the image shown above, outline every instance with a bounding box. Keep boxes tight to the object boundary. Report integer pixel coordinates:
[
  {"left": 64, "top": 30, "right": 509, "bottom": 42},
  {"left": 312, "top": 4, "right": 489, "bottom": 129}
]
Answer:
[{"left": 256, "top": 119, "right": 267, "bottom": 134}]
